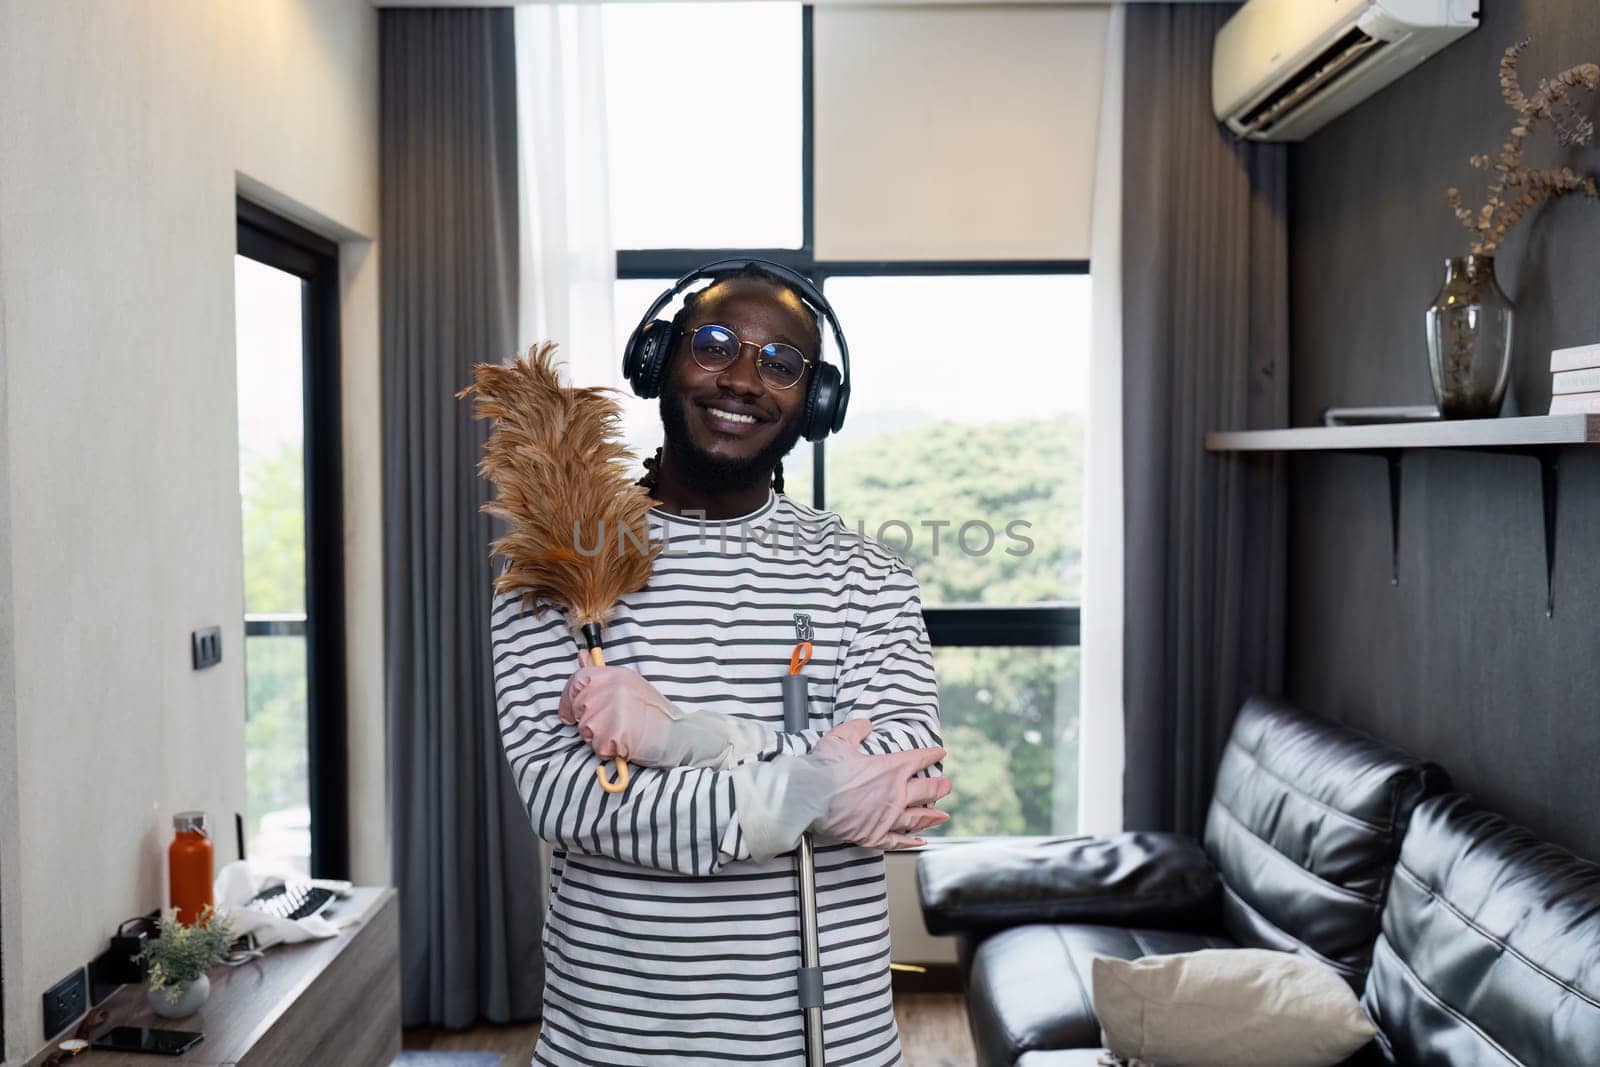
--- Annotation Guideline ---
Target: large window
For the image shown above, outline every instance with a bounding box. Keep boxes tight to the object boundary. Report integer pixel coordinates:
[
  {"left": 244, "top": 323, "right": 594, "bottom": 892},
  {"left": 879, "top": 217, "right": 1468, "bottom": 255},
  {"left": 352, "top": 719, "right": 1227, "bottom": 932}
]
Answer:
[
  {"left": 234, "top": 201, "right": 348, "bottom": 878},
  {"left": 604, "top": 4, "right": 1087, "bottom": 837},
  {"left": 603, "top": 2, "right": 803, "bottom": 250}
]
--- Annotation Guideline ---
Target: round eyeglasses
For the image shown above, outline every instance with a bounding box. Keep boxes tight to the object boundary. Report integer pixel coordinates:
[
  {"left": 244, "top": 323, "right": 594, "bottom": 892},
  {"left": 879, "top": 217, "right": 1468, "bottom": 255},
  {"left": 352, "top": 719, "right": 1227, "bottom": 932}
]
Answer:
[{"left": 682, "top": 323, "right": 813, "bottom": 390}]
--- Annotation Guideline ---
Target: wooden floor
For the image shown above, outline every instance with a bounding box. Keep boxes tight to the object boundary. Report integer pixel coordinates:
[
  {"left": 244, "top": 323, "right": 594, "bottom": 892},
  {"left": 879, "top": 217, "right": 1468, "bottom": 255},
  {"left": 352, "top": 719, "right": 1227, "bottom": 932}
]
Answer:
[{"left": 402, "top": 992, "right": 977, "bottom": 1065}]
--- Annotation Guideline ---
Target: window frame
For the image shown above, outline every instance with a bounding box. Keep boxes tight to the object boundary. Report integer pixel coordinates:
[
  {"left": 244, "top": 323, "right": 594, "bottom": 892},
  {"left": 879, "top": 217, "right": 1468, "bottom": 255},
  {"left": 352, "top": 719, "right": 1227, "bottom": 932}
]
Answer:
[
  {"left": 613, "top": 5, "right": 1085, "bottom": 831},
  {"left": 235, "top": 197, "right": 350, "bottom": 879}
]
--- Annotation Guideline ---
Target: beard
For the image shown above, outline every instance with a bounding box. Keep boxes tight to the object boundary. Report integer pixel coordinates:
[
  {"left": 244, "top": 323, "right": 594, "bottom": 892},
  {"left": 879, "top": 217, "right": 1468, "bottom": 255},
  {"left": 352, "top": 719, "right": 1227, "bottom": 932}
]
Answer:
[{"left": 658, "top": 387, "right": 806, "bottom": 494}]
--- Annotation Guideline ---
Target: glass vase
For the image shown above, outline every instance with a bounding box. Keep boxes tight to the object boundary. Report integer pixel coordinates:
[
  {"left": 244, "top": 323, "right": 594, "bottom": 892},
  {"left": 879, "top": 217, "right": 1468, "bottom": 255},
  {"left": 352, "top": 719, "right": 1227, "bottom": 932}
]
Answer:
[{"left": 1425, "top": 254, "right": 1514, "bottom": 419}]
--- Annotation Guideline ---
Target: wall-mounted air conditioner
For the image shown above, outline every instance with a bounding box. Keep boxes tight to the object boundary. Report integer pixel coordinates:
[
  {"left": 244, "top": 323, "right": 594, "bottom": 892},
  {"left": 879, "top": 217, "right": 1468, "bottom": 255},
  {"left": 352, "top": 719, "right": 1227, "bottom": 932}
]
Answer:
[{"left": 1213, "top": 0, "right": 1478, "bottom": 142}]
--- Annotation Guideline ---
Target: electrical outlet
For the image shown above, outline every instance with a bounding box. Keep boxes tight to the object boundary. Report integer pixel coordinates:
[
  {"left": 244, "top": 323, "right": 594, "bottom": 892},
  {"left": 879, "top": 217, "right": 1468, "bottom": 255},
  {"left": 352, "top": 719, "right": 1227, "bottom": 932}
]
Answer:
[
  {"left": 191, "top": 625, "right": 222, "bottom": 669},
  {"left": 42, "top": 966, "right": 87, "bottom": 1039}
]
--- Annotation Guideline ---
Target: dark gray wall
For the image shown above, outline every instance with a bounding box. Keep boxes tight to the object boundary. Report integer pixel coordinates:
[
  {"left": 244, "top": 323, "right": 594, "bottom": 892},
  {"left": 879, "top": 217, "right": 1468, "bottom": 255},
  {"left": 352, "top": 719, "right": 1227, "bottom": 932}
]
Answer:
[{"left": 1288, "top": 1, "right": 1600, "bottom": 861}]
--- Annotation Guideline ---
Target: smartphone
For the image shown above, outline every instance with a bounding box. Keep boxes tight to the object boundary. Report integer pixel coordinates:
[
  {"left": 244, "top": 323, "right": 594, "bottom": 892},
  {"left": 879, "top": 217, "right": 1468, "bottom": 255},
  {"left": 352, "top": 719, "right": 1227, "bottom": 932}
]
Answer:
[{"left": 89, "top": 1026, "right": 204, "bottom": 1056}]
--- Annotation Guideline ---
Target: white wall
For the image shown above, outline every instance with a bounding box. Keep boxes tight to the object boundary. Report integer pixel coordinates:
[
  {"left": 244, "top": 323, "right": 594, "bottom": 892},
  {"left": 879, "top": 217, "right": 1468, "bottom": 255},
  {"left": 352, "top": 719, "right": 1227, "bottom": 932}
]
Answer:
[
  {"left": 0, "top": 2, "right": 382, "bottom": 1059},
  {"left": 886, "top": 852, "right": 954, "bottom": 965}
]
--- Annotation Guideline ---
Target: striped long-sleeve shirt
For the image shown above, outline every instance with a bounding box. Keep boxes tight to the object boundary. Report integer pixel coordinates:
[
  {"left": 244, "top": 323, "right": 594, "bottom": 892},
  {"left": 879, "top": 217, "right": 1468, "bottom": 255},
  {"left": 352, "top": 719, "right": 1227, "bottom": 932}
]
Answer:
[{"left": 491, "top": 489, "right": 944, "bottom": 1066}]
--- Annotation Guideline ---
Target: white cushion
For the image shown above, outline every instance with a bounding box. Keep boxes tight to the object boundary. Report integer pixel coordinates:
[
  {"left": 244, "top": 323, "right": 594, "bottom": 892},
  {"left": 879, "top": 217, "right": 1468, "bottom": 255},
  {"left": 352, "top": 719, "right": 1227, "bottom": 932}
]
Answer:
[{"left": 1092, "top": 948, "right": 1376, "bottom": 1067}]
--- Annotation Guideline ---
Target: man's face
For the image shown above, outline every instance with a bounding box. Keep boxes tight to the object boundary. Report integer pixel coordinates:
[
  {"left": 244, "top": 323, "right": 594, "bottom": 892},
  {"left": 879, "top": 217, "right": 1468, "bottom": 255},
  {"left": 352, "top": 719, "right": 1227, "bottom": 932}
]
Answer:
[{"left": 658, "top": 279, "right": 818, "bottom": 491}]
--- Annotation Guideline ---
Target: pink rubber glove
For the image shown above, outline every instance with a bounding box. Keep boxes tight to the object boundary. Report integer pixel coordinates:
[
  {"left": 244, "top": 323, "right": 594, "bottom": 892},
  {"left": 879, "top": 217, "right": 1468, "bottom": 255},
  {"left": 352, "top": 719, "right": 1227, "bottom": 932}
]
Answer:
[
  {"left": 731, "top": 717, "right": 951, "bottom": 860},
  {"left": 557, "top": 650, "right": 774, "bottom": 769}
]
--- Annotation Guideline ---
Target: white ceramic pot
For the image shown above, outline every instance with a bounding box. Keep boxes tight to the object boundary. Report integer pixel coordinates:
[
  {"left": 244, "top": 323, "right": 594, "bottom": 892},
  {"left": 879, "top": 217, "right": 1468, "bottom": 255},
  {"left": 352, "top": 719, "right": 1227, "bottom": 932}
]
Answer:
[{"left": 147, "top": 972, "right": 209, "bottom": 1019}]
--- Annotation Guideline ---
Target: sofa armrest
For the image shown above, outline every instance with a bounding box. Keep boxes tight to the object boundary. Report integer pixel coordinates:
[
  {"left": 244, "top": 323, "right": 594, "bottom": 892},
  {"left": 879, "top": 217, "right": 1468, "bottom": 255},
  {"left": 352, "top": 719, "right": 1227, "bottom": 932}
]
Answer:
[{"left": 916, "top": 832, "right": 1222, "bottom": 937}]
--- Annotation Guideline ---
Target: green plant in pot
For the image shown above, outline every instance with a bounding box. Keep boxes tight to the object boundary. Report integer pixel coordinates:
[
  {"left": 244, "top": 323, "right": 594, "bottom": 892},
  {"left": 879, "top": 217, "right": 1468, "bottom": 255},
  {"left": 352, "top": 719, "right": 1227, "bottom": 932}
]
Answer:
[
  {"left": 1436, "top": 39, "right": 1599, "bottom": 419},
  {"left": 136, "top": 905, "right": 235, "bottom": 1019}
]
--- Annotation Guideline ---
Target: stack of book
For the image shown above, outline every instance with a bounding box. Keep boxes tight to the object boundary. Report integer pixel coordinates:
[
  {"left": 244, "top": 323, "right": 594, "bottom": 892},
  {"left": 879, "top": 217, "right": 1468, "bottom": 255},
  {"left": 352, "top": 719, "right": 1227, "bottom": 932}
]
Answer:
[{"left": 1550, "top": 343, "right": 1600, "bottom": 413}]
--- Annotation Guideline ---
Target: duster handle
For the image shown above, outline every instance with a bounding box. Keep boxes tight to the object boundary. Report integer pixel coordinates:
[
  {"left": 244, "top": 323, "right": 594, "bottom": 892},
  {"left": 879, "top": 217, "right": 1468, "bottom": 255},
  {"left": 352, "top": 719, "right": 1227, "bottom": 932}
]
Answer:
[{"left": 582, "top": 623, "right": 631, "bottom": 794}]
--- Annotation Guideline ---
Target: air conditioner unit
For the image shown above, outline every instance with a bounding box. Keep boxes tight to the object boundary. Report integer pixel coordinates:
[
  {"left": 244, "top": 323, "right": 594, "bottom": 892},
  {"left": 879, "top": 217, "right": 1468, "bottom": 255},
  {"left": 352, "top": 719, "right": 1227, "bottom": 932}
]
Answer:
[{"left": 1213, "top": 0, "right": 1478, "bottom": 142}]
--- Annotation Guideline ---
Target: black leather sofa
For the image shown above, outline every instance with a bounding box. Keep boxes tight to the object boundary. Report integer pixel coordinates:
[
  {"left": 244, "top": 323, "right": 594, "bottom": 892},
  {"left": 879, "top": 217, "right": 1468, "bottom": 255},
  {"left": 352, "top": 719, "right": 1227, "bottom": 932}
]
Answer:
[
  {"left": 1360, "top": 792, "right": 1600, "bottom": 1064},
  {"left": 916, "top": 698, "right": 1600, "bottom": 1063}
]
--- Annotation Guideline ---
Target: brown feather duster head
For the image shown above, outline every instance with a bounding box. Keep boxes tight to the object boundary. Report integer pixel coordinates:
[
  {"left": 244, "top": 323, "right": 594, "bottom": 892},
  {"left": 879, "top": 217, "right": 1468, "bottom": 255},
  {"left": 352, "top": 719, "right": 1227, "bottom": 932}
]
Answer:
[{"left": 458, "top": 341, "right": 662, "bottom": 632}]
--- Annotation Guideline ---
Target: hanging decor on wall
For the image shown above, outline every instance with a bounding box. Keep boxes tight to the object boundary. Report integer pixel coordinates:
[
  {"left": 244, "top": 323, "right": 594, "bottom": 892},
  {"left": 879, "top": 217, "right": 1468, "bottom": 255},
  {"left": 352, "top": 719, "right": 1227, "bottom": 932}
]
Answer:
[{"left": 1430, "top": 39, "right": 1599, "bottom": 419}]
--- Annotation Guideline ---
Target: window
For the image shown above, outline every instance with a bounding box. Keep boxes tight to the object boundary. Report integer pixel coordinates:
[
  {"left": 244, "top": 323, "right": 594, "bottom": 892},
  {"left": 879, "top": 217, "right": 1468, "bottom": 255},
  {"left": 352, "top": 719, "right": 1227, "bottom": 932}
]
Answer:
[
  {"left": 604, "top": 2, "right": 803, "bottom": 250},
  {"left": 819, "top": 272, "right": 1086, "bottom": 838},
  {"left": 604, "top": 4, "right": 1088, "bottom": 838},
  {"left": 935, "top": 646, "right": 1081, "bottom": 837},
  {"left": 235, "top": 200, "right": 348, "bottom": 878},
  {"left": 818, "top": 274, "right": 1088, "bottom": 608}
]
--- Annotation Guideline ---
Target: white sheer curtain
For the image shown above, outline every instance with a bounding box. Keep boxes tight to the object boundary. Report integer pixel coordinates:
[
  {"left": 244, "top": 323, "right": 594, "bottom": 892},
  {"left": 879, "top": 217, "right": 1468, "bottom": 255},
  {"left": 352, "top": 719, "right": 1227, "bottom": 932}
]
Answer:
[
  {"left": 1078, "top": 2, "right": 1126, "bottom": 836},
  {"left": 512, "top": 1, "right": 620, "bottom": 900},
  {"left": 514, "top": 4, "right": 619, "bottom": 390}
]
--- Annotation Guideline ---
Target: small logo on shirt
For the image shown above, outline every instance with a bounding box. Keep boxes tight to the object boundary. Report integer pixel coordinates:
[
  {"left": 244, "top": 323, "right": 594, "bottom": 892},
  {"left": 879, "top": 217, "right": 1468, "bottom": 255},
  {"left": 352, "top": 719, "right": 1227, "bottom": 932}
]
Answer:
[{"left": 793, "top": 613, "right": 814, "bottom": 642}]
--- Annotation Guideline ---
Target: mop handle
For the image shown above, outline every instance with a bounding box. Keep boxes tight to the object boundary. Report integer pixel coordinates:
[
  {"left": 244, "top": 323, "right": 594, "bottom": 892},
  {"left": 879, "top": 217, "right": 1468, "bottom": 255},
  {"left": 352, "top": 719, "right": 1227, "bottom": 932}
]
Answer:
[
  {"left": 782, "top": 641, "right": 811, "bottom": 731},
  {"left": 581, "top": 623, "right": 631, "bottom": 794},
  {"left": 783, "top": 642, "right": 826, "bottom": 1066}
]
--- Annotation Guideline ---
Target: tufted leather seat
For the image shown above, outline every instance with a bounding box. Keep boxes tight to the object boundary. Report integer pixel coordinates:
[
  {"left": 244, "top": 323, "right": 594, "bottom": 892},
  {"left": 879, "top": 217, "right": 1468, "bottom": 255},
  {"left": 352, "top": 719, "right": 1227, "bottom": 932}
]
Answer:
[
  {"left": 1361, "top": 793, "right": 1600, "bottom": 1065},
  {"left": 1201, "top": 698, "right": 1448, "bottom": 985},
  {"left": 920, "top": 698, "right": 1448, "bottom": 1065},
  {"left": 965, "top": 924, "right": 1233, "bottom": 1062}
]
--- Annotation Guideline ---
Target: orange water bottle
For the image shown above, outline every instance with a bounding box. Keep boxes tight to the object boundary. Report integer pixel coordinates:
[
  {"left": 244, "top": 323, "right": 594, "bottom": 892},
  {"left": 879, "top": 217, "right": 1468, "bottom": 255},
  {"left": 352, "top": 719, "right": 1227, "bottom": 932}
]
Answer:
[{"left": 169, "top": 811, "right": 214, "bottom": 925}]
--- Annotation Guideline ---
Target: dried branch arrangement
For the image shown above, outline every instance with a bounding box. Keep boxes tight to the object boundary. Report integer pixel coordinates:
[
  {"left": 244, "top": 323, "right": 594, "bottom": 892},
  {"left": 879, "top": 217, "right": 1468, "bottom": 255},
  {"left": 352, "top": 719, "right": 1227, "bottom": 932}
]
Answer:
[{"left": 1447, "top": 39, "right": 1600, "bottom": 254}]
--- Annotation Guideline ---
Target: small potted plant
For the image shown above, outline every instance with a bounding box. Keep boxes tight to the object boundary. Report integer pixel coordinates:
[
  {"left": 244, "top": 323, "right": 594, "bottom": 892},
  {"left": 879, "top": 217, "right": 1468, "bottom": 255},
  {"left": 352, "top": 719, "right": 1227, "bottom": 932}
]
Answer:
[
  {"left": 136, "top": 905, "right": 235, "bottom": 1019},
  {"left": 1434, "top": 39, "right": 1599, "bottom": 418}
]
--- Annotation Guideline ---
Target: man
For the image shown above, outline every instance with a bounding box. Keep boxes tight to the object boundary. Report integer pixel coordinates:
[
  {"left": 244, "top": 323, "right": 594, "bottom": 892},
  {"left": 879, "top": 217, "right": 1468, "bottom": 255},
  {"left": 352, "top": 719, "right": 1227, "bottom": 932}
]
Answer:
[{"left": 492, "top": 264, "right": 949, "bottom": 1065}]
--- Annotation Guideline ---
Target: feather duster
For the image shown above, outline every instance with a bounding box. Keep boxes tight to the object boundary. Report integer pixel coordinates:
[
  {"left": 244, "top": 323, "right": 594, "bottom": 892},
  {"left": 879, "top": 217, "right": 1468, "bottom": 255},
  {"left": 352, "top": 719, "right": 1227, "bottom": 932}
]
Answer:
[{"left": 459, "top": 341, "right": 662, "bottom": 793}]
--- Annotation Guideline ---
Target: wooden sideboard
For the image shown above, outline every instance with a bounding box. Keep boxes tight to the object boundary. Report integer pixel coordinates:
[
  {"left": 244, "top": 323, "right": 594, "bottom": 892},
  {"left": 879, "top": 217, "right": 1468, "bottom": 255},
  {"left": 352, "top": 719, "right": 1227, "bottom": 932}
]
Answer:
[{"left": 29, "top": 886, "right": 400, "bottom": 1067}]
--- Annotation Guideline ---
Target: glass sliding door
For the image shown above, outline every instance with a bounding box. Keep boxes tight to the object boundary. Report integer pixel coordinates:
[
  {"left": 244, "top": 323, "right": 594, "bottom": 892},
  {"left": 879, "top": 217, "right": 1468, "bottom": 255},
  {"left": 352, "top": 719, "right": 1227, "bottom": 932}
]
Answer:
[{"left": 234, "top": 201, "right": 347, "bottom": 878}]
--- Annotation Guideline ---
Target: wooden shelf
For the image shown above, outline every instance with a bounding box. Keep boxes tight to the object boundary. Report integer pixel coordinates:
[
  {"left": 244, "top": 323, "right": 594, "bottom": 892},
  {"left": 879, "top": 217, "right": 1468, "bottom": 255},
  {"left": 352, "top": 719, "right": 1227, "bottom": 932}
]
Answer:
[
  {"left": 1205, "top": 414, "right": 1600, "bottom": 452},
  {"left": 30, "top": 888, "right": 400, "bottom": 1067}
]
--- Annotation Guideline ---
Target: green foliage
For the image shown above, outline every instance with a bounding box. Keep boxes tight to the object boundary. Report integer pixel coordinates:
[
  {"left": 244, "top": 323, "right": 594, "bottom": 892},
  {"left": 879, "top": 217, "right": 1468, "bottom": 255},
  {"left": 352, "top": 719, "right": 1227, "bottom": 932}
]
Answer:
[
  {"left": 244, "top": 637, "right": 308, "bottom": 820},
  {"left": 826, "top": 416, "right": 1085, "bottom": 838},
  {"left": 922, "top": 646, "right": 1081, "bottom": 837},
  {"left": 240, "top": 442, "right": 305, "bottom": 615},
  {"left": 239, "top": 442, "right": 309, "bottom": 853},
  {"left": 933, "top": 725, "right": 1023, "bottom": 834},
  {"left": 138, "top": 906, "right": 235, "bottom": 998},
  {"left": 827, "top": 414, "right": 1084, "bottom": 606}
]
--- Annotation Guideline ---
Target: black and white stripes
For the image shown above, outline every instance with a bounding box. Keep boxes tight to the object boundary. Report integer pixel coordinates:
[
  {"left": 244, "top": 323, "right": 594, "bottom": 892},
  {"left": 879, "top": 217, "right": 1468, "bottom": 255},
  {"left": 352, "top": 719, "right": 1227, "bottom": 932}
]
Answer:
[{"left": 491, "top": 490, "right": 943, "bottom": 1065}]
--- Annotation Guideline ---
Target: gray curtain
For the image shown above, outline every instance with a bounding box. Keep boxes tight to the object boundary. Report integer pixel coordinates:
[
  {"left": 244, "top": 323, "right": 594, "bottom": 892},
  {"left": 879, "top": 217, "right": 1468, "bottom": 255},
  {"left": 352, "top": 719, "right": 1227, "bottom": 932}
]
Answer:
[
  {"left": 381, "top": 9, "right": 544, "bottom": 1027},
  {"left": 1121, "top": 3, "right": 1289, "bottom": 836}
]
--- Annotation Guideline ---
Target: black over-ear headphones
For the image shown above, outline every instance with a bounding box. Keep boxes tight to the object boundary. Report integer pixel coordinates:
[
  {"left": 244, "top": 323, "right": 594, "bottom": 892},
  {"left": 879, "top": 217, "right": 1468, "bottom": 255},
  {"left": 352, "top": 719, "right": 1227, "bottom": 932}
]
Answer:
[{"left": 621, "top": 258, "right": 851, "bottom": 442}]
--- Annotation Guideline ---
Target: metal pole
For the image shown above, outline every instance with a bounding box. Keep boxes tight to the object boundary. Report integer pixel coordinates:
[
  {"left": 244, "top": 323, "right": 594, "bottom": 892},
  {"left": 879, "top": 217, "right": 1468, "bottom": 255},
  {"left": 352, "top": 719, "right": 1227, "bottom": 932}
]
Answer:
[{"left": 782, "top": 672, "right": 825, "bottom": 1066}]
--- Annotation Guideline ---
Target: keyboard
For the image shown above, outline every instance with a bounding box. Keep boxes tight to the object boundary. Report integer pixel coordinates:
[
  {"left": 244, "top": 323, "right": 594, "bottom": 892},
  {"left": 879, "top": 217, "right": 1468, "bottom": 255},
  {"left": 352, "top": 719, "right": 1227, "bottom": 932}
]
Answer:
[{"left": 244, "top": 881, "right": 337, "bottom": 921}]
